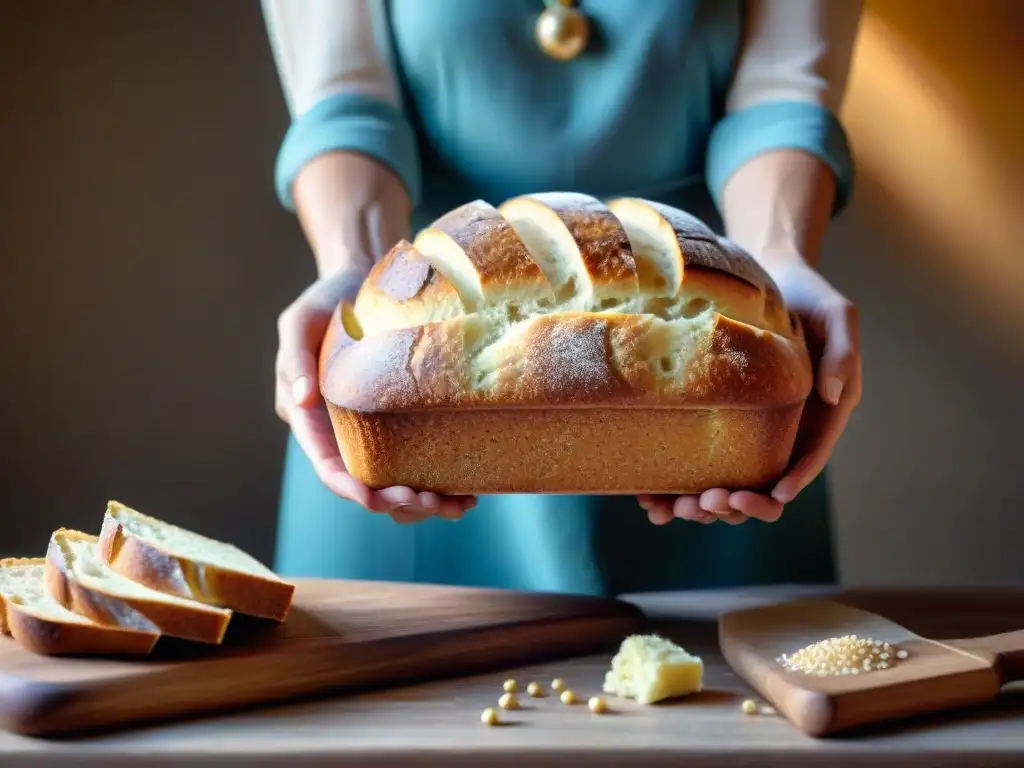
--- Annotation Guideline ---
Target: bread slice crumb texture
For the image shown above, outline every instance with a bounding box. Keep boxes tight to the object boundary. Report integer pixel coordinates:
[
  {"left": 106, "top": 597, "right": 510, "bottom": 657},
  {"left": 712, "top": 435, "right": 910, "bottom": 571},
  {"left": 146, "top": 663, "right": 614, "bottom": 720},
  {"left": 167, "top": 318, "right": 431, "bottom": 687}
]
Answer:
[
  {"left": 109, "top": 504, "right": 280, "bottom": 580},
  {"left": 0, "top": 558, "right": 91, "bottom": 625},
  {"left": 58, "top": 532, "right": 212, "bottom": 607},
  {"left": 1, "top": 556, "right": 160, "bottom": 656}
]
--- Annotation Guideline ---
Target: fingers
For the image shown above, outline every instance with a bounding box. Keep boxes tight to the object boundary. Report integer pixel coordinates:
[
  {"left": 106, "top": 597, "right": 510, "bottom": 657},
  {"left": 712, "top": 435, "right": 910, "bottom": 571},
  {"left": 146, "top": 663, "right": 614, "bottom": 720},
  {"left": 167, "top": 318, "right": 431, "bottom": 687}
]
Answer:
[
  {"left": 773, "top": 372, "right": 860, "bottom": 502},
  {"left": 276, "top": 380, "right": 360, "bottom": 497},
  {"left": 674, "top": 495, "right": 716, "bottom": 524},
  {"left": 276, "top": 309, "right": 327, "bottom": 410},
  {"left": 435, "top": 496, "right": 466, "bottom": 520},
  {"left": 388, "top": 493, "right": 477, "bottom": 524},
  {"left": 639, "top": 495, "right": 675, "bottom": 525},
  {"left": 388, "top": 507, "right": 434, "bottom": 525},
  {"left": 770, "top": 289, "right": 862, "bottom": 502},
  {"left": 641, "top": 488, "right": 786, "bottom": 526},
  {"left": 691, "top": 489, "right": 754, "bottom": 524},
  {"left": 334, "top": 477, "right": 476, "bottom": 523},
  {"left": 646, "top": 507, "right": 675, "bottom": 526},
  {"left": 638, "top": 495, "right": 675, "bottom": 525},
  {"left": 276, "top": 270, "right": 373, "bottom": 411},
  {"left": 729, "top": 491, "right": 785, "bottom": 522},
  {"left": 640, "top": 495, "right": 719, "bottom": 524},
  {"left": 639, "top": 494, "right": 714, "bottom": 524},
  {"left": 714, "top": 511, "right": 748, "bottom": 525},
  {"left": 816, "top": 300, "right": 860, "bottom": 406},
  {"left": 367, "top": 485, "right": 418, "bottom": 512},
  {"left": 699, "top": 488, "right": 730, "bottom": 512}
]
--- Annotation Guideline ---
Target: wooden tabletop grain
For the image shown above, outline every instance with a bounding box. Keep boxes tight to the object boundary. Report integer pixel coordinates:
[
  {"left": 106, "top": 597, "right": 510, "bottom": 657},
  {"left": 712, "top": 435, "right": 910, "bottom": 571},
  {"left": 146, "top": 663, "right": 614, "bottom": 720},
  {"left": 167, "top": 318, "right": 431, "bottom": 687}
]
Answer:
[{"left": 2, "top": 584, "right": 1023, "bottom": 768}]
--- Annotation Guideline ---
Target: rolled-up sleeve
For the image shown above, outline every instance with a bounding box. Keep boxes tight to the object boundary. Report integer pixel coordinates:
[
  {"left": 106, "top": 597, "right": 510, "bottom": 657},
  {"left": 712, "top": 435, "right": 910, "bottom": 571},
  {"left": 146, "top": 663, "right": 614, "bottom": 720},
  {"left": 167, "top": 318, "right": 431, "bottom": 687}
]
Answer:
[
  {"left": 705, "top": 0, "right": 863, "bottom": 215},
  {"left": 262, "top": 0, "right": 421, "bottom": 210}
]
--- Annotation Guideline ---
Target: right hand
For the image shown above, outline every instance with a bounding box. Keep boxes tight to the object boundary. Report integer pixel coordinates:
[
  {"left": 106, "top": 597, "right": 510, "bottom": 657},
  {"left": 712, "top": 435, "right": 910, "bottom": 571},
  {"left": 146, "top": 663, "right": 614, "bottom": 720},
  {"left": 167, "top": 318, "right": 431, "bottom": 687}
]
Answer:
[{"left": 275, "top": 267, "right": 476, "bottom": 523}]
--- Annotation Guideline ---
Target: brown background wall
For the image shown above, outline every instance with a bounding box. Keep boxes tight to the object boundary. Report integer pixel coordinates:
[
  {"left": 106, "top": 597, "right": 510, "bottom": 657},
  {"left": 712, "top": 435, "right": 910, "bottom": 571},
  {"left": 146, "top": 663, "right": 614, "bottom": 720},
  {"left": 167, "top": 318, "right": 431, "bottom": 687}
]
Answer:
[{"left": 1, "top": 0, "right": 1021, "bottom": 585}]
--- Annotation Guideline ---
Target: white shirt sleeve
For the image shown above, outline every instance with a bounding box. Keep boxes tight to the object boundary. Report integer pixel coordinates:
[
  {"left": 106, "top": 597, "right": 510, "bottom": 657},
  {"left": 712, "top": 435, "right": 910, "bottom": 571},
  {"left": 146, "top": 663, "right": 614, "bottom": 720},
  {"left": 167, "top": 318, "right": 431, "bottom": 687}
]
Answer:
[
  {"left": 726, "top": 0, "right": 863, "bottom": 115},
  {"left": 261, "top": 0, "right": 399, "bottom": 118}
]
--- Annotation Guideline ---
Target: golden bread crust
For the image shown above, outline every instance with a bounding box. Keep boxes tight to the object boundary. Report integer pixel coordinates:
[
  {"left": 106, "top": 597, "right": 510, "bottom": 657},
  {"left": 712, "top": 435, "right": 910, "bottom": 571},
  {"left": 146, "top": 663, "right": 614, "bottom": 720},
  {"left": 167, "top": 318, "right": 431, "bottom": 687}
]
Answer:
[
  {"left": 354, "top": 240, "right": 464, "bottom": 332},
  {"left": 413, "top": 200, "right": 552, "bottom": 308},
  {"left": 504, "top": 192, "right": 639, "bottom": 297},
  {"left": 431, "top": 200, "right": 548, "bottom": 287},
  {"left": 328, "top": 405, "right": 804, "bottom": 495},
  {"left": 322, "top": 304, "right": 810, "bottom": 412},
  {"left": 610, "top": 197, "right": 777, "bottom": 293}
]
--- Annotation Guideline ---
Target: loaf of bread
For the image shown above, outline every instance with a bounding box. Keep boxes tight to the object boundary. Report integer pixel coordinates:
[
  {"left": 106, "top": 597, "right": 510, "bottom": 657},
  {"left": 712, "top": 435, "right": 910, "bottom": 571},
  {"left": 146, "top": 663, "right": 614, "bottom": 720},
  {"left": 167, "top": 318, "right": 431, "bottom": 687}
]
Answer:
[{"left": 319, "top": 193, "right": 812, "bottom": 495}]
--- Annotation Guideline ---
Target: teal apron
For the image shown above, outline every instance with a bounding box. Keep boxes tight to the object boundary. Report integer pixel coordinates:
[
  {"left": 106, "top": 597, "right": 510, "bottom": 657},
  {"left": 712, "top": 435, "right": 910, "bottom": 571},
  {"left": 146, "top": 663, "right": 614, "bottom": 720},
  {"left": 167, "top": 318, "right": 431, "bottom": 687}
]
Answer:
[{"left": 271, "top": 0, "right": 844, "bottom": 593}]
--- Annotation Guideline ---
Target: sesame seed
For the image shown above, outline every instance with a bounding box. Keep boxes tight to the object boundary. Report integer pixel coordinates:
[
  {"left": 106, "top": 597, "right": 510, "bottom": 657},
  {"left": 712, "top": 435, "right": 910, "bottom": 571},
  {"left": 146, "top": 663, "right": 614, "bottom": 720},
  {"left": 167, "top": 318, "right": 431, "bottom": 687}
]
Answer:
[{"left": 777, "top": 635, "right": 909, "bottom": 676}]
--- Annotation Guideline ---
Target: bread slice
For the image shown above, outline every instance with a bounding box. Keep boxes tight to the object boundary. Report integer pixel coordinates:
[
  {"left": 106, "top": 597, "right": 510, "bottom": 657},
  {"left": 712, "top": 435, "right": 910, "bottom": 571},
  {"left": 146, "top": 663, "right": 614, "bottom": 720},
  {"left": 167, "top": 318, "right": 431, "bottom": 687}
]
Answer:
[
  {"left": 99, "top": 502, "right": 295, "bottom": 622},
  {"left": 46, "top": 529, "right": 232, "bottom": 644},
  {"left": 0, "top": 557, "right": 157, "bottom": 656}
]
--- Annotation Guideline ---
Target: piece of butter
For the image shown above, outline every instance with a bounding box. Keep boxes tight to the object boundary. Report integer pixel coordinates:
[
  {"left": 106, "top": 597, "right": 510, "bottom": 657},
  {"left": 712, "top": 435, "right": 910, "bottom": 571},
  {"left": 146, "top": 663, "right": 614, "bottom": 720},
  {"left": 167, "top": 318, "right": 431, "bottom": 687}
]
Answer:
[{"left": 602, "top": 634, "right": 704, "bottom": 705}]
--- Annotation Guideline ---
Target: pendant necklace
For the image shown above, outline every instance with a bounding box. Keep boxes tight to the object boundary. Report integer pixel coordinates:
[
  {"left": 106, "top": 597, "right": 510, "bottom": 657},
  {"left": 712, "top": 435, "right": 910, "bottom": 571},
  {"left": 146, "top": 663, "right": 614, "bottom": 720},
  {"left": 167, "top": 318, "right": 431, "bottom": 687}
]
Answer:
[{"left": 535, "top": 0, "right": 591, "bottom": 61}]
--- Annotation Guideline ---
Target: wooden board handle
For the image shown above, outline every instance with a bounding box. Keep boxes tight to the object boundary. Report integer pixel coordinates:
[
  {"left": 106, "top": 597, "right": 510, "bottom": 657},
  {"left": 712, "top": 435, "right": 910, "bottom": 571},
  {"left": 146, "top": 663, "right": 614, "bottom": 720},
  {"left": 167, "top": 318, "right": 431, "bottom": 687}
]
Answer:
[{"left": 950, "top": 630, "right": 1024, "bottom": 684}]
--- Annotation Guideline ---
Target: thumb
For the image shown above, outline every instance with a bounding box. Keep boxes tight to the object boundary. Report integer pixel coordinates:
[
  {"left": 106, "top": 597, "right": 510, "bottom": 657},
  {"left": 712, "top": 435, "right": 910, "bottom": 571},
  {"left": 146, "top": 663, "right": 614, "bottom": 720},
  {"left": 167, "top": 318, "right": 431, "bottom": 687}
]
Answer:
[
  {"left": 277, "top": 311, "right": 328, "bottom": 408},
  {"left": 289, "top": 366, "right": 317, "bottom": 407},
  {"left": 816, "top": 301, "right": 858, "bottom": 406}
]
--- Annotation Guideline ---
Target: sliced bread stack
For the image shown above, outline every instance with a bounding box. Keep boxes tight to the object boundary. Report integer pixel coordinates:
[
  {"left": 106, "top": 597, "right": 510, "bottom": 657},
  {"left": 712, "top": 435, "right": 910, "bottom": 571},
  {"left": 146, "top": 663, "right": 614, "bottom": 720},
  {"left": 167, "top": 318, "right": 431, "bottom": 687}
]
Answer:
[{"left": 0, "top": 502, "right": 295, "bottom": 656}]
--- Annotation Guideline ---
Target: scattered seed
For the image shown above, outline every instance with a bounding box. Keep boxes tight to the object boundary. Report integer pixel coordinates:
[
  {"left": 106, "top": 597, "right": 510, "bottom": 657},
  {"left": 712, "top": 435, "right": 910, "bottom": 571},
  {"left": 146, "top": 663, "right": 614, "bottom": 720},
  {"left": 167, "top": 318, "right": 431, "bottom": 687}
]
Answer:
[{"left": 481, "top": 707, "right": 500, "bottom": 726}]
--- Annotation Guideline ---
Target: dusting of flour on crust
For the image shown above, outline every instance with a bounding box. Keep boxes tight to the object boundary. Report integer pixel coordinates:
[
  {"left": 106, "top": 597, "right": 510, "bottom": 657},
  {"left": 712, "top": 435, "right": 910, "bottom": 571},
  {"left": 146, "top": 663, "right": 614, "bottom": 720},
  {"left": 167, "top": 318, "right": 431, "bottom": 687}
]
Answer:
[{"left": 524, "top": 317, "right": 620, "bottom": 402}]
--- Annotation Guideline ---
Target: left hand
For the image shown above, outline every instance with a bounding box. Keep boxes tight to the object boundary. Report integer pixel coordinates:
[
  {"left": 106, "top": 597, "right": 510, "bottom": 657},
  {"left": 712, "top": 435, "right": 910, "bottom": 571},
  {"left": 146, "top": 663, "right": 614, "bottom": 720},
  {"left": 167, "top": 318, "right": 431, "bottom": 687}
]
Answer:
[{"left": 638, "top": 260, "right": 862, "bottom": 526}]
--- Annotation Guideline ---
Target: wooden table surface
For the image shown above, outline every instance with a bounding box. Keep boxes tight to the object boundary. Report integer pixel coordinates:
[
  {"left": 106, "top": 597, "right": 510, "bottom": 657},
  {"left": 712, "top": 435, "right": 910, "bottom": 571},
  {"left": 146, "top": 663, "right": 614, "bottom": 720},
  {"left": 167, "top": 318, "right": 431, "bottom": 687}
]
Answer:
[{"left": 2, "top": 584, "right": 1023, "bottom": 768}]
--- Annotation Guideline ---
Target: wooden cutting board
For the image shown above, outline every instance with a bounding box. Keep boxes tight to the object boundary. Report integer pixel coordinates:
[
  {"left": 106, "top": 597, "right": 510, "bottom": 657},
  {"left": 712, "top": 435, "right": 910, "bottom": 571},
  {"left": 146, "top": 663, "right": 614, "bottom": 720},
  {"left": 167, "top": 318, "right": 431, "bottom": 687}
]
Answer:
[
  {"left": 719, "top": 597, "right": 1024, "bottom": 737},
  {"left": 0, "top": 578, "right": 643, "bottom": 737}
]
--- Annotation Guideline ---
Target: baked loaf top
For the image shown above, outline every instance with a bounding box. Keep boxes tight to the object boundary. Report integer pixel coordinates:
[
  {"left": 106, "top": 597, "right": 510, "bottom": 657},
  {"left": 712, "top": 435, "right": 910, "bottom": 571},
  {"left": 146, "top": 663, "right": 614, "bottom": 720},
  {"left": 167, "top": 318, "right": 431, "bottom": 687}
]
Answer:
[{"left": 321, "top": 194, "right": 812, "bottom": 412}]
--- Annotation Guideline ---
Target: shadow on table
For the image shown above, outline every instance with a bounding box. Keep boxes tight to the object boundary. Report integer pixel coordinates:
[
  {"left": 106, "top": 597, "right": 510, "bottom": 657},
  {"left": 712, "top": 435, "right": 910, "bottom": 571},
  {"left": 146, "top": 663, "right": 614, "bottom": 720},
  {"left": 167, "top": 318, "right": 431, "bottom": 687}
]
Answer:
[{"left": 831, "top": 683, "right": 1024, "bottom": 741}]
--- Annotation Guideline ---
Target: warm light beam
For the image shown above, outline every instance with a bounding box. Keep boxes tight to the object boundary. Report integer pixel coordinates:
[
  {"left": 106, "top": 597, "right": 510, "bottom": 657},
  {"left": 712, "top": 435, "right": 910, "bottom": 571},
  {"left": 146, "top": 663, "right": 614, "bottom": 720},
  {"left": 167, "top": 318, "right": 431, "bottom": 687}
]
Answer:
[{"left": 841, "top": 10, "right": 1024, "bottom": 333}]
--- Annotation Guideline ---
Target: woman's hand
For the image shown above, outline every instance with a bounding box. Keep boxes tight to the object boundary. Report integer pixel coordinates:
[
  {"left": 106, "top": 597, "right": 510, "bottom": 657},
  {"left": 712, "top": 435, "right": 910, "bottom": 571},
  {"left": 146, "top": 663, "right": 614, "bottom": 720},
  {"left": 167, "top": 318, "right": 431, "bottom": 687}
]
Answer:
[
  {"left": 275, "top": 267, "right": 476, "bottom": 524},
  {"left": 638, "top": 260, "right": 862, "bottom": 526}
]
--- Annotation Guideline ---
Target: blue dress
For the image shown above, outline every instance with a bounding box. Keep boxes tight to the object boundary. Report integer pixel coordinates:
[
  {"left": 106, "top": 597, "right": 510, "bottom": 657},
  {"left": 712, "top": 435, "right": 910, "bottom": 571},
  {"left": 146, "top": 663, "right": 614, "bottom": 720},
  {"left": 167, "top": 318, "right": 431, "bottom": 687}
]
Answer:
[{"left": 270, "top": 0, "right": 855, "bottom": 595}]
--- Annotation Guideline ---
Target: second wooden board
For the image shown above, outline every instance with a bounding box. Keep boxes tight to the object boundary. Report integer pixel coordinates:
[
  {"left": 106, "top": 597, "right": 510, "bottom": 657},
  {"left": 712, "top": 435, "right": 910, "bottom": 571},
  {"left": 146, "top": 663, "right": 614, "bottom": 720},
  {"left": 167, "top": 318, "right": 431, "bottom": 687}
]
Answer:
[{"left": 719, "top": 597, "right": 1024, "bottom": 736}]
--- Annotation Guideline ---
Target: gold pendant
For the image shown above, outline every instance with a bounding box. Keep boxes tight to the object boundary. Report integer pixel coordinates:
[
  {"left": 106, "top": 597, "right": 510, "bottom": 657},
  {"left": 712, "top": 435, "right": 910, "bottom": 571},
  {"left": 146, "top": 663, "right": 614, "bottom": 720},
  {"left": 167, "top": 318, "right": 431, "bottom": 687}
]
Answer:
[{"left": 535, "top": 1, "right": 590, "bottom": 61}]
